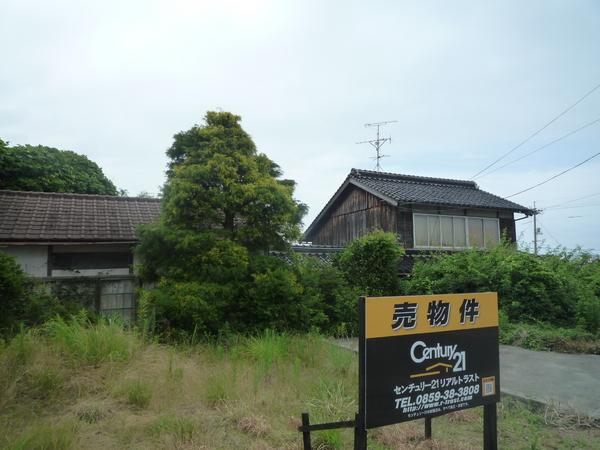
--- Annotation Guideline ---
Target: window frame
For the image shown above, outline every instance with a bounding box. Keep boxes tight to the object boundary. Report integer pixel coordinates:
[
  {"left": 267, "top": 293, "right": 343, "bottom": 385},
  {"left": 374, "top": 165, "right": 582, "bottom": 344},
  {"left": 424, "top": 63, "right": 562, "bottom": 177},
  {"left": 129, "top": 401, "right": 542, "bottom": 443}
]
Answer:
[{"left": 412, "top": 213, "right": 500, "bottom": 250}]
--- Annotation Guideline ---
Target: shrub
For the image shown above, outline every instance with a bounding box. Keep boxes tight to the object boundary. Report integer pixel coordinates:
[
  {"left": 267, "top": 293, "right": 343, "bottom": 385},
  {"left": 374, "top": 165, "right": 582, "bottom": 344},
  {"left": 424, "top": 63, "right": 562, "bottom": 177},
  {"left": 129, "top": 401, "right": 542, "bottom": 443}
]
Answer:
[
  {"left": 500, "top": 319, "right": 600, "bottom": 354},
  {"left": 295, "top": 257, "right": 361, "bottom": 335},
  {"left": 404, "top": 243, "right": 586, "bottom": 327},
  {"left": 335, "top": 231, "right": 404, "bottom": 296},
  {"left": 138, "top": 280, "right": 234, "bottom": 338},
  {"left": 0, "top": 252, "right": 69, "bottom": 335},
  {"left": 243, "top": 256, "right": 328, "bottom": 333}
]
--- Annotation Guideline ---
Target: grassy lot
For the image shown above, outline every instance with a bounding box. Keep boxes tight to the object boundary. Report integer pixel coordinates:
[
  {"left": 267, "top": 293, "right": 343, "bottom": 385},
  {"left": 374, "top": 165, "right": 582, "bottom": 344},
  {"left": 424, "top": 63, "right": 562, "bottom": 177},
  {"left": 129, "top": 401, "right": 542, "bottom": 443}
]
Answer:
[{"left": 0, "top": 318, "right": 598, "bottom": 450}]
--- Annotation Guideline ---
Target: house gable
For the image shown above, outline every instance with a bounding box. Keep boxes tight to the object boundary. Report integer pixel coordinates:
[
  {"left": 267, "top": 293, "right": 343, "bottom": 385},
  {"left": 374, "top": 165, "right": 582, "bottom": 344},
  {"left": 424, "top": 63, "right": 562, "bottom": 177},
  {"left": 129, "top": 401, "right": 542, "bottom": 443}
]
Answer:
[{"left": 304, "top": 169, "right": 530, "bottom": 248}]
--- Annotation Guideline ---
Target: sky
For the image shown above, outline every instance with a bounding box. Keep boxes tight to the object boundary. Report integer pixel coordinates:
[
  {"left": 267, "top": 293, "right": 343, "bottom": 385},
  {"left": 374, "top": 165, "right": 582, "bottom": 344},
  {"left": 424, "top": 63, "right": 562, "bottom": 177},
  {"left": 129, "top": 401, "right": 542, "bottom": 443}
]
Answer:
[{"left": 1, "top": 0, "right": 600, "bottom": 252}]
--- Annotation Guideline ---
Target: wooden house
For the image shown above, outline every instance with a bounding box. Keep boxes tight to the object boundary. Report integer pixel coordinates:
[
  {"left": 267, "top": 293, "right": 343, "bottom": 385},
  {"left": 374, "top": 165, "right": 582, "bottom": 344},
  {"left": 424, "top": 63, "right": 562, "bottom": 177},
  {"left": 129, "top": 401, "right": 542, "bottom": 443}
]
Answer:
[
  {"left": 0, "top": 190, "right": 161, "bottom": 318},
  {"left": 303, "top": 169, "right": 532, "bottom": 254}
]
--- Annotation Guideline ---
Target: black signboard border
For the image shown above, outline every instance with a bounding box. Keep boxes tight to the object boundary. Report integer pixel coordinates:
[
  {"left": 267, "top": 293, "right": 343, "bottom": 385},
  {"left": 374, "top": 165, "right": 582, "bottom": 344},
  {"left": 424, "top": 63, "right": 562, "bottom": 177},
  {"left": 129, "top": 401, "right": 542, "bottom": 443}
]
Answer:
[{"left": 358, "top": 295, "right": 498, "bottom": 450}]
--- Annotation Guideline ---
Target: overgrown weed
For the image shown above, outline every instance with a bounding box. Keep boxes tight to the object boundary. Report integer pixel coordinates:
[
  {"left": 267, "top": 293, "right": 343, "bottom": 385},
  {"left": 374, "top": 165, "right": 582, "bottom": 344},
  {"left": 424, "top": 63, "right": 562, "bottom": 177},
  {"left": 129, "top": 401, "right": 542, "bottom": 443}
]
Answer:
[
  {"left": 123, "top": 379, "right": 152, "bottom": 409},
  {"left": 6, "top": 420, "right": 78, "bottom": 450},
  {"left": 44, "top": 315, "right": 138, "bottom": 366}
]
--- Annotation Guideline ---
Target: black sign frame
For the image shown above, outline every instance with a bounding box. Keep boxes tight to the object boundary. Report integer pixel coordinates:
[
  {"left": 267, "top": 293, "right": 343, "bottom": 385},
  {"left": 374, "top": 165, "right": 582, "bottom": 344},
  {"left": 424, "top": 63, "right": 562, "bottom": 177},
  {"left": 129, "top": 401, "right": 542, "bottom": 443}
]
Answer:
[{"left": 357, "top": 294, "right": 499, "bottom": 450}]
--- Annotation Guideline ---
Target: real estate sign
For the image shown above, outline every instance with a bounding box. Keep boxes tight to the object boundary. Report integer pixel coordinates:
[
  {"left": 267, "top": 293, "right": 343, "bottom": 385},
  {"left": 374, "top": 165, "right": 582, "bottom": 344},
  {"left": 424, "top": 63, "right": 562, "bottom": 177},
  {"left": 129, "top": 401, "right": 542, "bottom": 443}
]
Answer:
[{"left": 359, "top": 292, "right": 500, "bottom": 429}]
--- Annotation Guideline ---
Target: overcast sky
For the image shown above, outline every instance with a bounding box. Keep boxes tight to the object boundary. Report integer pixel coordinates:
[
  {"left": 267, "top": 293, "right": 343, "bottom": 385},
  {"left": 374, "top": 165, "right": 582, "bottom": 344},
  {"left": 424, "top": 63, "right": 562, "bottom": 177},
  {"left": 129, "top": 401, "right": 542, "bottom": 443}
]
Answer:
[{"left": 1, "top": 0, "right": 599, "bottom": 251}]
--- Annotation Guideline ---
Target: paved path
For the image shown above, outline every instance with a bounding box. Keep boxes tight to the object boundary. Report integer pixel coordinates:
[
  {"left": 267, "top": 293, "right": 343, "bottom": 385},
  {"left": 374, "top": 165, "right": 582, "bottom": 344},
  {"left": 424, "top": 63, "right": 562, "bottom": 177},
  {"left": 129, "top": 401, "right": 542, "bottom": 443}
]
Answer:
[{"left": 335, "top": 339, "right": 600, "bottom": 418}]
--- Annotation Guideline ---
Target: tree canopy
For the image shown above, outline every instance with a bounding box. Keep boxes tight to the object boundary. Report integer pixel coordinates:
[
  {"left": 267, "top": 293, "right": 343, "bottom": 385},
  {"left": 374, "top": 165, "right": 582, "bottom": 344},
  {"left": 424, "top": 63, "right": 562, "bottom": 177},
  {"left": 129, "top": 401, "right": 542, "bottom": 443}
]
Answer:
[
  {"left": 0, "top": 141, "right": 118, "bottom": 195},
  {"left": 160, "top": 111, "right": 306, "bottom": 251},
  {"left": 136, "top": 112, "right": 316, "bottom": 336}
]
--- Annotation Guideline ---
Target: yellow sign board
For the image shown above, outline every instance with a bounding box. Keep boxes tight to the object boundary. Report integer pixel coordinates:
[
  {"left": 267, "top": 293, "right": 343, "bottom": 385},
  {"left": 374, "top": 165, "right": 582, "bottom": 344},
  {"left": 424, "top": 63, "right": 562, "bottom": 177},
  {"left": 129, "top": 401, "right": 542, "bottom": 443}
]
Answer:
[{"left": 365, "top": 292, "right": 498, "bottom": 339}]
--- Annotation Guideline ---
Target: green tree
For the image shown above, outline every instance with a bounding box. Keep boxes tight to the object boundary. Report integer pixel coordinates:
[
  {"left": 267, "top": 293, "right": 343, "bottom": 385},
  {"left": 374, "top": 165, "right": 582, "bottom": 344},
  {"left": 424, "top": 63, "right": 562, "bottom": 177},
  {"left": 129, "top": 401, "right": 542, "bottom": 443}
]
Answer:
[
  {"left": 136, "top": 112, "right": 311, "bottom": 336},
  {"left": 0, "top": 142, "right": 118, "bottom": 195},
  {"left": 161, "top": 111, "right": 306, "bottom": 251}
]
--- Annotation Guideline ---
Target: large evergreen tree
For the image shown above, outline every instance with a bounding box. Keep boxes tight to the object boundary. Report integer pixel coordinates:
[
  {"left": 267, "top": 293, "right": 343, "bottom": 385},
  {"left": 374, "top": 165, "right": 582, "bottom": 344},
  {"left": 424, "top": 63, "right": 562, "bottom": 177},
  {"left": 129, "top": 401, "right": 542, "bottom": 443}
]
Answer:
[
  {"left": 0, "top": 141, "right": 118, "bottom": 195},
  {"left": 162, "top": 111, "right": 305, "bottom": 251},
  {"left": 136, "top": 112, "right": 315, "bottom": 336}
]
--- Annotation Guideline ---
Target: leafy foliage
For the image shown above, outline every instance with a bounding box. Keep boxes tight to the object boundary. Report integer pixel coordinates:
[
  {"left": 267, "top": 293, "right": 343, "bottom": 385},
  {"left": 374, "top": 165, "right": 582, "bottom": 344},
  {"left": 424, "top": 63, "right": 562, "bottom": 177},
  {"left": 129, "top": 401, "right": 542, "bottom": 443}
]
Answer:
[
  {"left": 335, "top": 231, "right": 405, "bottom": 296},
  {"left": 0, "top": 142, "right": 117, "bottom": 195},
  {"left": 0, "top": 252, "right": 71, "bottom": 335},
  {"left": 404, "top": 243, "right": 600, "bottom": 333},
  {"left": 136, "top": 112, "right": 317, "bottom": 337},
  {"left": 160, "top": 111, "right": 306, "bottom": 251}
]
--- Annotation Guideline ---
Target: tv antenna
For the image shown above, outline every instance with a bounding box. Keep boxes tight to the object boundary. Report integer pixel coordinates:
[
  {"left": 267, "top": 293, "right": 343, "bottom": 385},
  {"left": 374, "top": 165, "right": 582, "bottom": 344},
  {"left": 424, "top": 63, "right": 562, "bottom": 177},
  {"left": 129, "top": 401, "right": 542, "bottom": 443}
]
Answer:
[{"left": 356, "top": 120, "right": 397, "bottom": 171}]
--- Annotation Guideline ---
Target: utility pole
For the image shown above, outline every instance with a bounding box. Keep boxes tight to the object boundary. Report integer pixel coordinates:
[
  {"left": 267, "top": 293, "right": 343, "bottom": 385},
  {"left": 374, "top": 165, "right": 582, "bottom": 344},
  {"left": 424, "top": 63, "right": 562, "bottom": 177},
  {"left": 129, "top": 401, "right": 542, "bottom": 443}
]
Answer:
[
  {"left": 356, "top": 120, "right": 397, "bottom": 171},
  {"left": 533, "top": 201, "right": 542, "bottom": 255}
]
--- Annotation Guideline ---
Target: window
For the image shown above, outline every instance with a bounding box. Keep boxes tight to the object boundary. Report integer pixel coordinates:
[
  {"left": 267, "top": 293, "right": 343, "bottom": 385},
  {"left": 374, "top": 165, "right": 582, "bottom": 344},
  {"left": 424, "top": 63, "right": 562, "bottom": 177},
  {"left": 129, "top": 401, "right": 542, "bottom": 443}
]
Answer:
[
  {"left": 52, "top": 252, "right": 133, "bottom": 270},
  {"left": 413, "top": 214, "right": 500, "bottom": 249}
]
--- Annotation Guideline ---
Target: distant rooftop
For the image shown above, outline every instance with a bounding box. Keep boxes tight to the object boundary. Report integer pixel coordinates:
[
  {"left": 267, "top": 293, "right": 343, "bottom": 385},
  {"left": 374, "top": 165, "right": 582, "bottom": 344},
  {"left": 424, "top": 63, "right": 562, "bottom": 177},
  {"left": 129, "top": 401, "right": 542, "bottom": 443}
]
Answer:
[
  {"left": 0, "top": 190, "right": 161, "bottom": 243},
  {"left": 305, "top": 168, "right": 532, "bottom": 237},
  {"left": 349, "top": 169, "right": 530, "bottom": 211}
]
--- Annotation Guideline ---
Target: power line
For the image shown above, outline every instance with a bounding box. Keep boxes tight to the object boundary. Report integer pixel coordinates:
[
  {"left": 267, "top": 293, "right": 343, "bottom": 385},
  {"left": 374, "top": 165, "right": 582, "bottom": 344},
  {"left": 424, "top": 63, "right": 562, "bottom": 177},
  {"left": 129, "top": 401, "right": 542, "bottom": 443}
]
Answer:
[
  {"left": 506, "top": 150, "right": 600, "bottom": 199},
  {"left": 475, "top": 116, "right": 600, "bottom": 179},
  {"left": 470, "top": 81, "right": 600, "bottom": 179},
  {"left": 544, "top": 203, "right": 600, "bottom": 211},
  {"left": 539, "top": 222, "right": 562, "bottom": 247},
  {"left": 542, "top": 191, "right": 600, "bottom": 209}
]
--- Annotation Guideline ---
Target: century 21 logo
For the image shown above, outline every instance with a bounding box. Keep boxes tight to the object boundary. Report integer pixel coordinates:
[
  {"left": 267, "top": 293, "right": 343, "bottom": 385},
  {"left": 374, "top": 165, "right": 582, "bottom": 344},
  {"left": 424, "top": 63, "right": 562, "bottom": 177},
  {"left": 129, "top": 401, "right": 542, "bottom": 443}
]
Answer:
[{"left": 410, "top": 341, "right": 467, "bottom": 373}]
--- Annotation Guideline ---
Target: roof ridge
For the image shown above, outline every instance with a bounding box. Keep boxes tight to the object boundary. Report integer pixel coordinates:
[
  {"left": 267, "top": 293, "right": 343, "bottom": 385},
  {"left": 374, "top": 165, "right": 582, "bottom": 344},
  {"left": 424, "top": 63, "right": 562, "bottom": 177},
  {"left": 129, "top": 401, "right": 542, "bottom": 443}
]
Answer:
[
  {"left": 350, "top": 168, "right": 478, "bottom": 188},
  {"left": 0, "top": 189, "right": 161, "bottom": 202}
]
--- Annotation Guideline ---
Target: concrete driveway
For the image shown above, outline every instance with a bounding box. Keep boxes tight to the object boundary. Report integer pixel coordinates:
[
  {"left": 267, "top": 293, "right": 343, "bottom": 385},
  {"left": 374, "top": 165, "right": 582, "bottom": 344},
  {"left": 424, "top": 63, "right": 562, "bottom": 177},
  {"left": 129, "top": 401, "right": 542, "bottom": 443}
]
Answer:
[
  {"left": 335, "top": 339, "right": 600, "bottom": 418},
  {"left": 499, "top": 345, "right": 600, "bottom": 418}
]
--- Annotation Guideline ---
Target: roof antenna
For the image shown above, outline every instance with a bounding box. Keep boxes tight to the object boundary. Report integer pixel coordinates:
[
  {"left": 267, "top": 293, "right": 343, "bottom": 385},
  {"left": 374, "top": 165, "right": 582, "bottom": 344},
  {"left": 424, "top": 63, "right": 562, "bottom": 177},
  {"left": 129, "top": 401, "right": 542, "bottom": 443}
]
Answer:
[{"left": 356, "top": 120, "right": 397, "bottom": 171}]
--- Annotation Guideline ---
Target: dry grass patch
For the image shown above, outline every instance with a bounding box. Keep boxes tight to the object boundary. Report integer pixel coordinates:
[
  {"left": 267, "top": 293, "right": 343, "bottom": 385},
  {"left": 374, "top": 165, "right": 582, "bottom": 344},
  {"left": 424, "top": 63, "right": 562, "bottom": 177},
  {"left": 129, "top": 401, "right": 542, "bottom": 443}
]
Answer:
[{"left": 236, "top": 414, "right": 270, "bottom": 437}]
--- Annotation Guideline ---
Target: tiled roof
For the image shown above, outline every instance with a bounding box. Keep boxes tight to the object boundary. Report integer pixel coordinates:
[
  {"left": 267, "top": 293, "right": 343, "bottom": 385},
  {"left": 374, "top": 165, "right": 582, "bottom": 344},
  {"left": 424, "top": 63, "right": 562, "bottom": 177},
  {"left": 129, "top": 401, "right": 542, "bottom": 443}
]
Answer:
[
  {"left": 0, "top": 190, "right": 161, "bottom": 242},
  {"left": 304, "top": 169, "right": 531, "bottom": 238},
  {"left": 349, "top": 169, "right": 531, "bottom": 213}
]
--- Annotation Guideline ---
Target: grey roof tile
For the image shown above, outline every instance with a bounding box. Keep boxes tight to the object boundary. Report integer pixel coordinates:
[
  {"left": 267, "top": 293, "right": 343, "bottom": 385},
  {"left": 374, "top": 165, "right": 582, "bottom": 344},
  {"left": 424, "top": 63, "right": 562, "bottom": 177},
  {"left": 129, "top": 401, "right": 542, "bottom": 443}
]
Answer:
[
  {"left": 350, "top": 169, "right": 531, "bottom": 212},
  {"left": 0, "top": 190, "right": 161, "bottom": 242}
]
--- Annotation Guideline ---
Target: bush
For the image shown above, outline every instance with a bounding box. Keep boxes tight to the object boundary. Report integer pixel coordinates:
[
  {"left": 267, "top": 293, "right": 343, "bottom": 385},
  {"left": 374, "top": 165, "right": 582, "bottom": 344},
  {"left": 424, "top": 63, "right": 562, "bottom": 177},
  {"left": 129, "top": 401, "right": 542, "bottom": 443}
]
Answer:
[
  {"left": 295, "top": 256, "right": 361, "bottom": 335},
  {"left": 335, "top": 231, "right": 404, "bottom": 296},
  {"left": 500, "top": 319, "right": 600, "bottom": 354},
  {"left": 138, "top": 280, "right": 234, "bottom": 339},
  {"left": 404, "top": 243, "right": 594, "bottom": 328},
  {"left": 0, "top": 252, "right": 70, "bottom": 335}
]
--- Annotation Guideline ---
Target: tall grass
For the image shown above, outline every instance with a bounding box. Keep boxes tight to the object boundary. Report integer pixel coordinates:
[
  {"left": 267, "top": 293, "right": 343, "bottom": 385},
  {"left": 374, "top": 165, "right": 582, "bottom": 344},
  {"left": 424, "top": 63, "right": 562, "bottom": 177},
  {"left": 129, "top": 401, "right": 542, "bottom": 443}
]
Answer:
[
  {"left": 6, "top": 421, "right": 78, "bottom": 450},
  {"left": 44, "top": 316, "right": 138, "bottom": 366},
  {"left": 0, "top": 328, "right": 37, "bottom": 409},
  {"left": 244, "top": 329, "right": 289, "bottom": 370}
]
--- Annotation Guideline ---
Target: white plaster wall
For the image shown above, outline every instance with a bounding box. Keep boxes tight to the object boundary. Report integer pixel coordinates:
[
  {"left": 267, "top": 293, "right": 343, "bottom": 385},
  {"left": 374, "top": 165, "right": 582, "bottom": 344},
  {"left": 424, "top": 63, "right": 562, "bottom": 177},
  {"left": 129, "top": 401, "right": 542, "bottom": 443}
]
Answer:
[{"left": 1, "top": 245, "right": 48, "bottom": 277}]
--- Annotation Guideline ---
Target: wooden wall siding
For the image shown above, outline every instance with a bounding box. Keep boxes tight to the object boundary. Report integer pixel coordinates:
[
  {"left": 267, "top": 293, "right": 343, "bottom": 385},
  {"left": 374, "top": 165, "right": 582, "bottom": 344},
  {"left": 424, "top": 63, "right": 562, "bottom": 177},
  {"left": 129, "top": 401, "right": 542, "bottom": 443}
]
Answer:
[
  {"left": 396, "top": 209, "right": 414, "bottom": 248},
  {"left": 499, "top": 217, "right": 516, "bottom": 243},
  {"left": 308, "top": 186, "right": 397, "bottom": 245}
]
